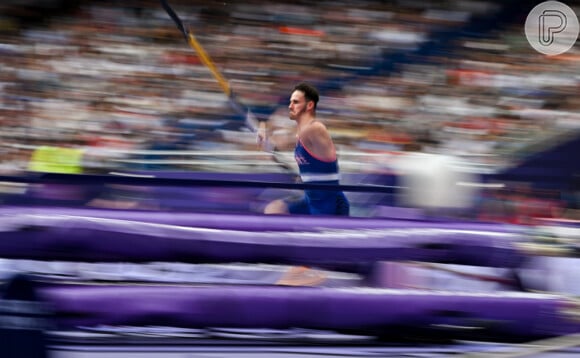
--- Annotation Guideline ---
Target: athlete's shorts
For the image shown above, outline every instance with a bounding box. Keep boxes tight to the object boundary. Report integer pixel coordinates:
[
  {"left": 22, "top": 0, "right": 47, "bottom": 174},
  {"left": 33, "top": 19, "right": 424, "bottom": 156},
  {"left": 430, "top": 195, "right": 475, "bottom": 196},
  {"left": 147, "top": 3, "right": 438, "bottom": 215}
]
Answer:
[{"left": 285, "top": 187, "right": 350, "bottom": 216}]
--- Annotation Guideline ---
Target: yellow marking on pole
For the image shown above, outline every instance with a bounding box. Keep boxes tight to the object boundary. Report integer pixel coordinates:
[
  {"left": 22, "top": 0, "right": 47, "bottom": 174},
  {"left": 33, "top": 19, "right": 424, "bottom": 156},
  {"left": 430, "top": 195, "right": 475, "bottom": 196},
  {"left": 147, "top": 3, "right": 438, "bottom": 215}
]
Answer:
[{"left": 187, "top": 31, "right": 231, "bottom": 97}]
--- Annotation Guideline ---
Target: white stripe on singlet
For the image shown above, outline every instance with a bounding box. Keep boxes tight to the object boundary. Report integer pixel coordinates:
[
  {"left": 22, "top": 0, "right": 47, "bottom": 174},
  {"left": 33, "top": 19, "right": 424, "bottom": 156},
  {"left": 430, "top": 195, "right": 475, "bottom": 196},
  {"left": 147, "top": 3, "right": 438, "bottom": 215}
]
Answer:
[{"left": 300, "top": 173, "right": 340, "bottom": 182}]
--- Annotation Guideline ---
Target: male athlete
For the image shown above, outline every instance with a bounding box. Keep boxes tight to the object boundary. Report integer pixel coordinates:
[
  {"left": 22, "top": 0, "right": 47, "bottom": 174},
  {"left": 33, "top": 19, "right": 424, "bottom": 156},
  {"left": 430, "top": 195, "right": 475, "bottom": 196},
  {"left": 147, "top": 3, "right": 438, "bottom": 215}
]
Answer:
[{"left": 259, "top": 83, "right": 349, "bottom": 216}]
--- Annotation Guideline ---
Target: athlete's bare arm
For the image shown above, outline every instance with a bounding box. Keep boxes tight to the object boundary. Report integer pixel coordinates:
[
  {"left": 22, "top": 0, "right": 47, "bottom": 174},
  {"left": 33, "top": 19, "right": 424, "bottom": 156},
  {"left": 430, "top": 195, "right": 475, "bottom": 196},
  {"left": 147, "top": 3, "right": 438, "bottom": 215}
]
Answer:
[
  {"left": 257, "top": 124, "right": 297, "bottom": 151},
  {"left": 270, "top": 130, "right": 298, "bottom": 151},
  {"left": 299, "top": 122, "right": 336, "bottom": 161}
]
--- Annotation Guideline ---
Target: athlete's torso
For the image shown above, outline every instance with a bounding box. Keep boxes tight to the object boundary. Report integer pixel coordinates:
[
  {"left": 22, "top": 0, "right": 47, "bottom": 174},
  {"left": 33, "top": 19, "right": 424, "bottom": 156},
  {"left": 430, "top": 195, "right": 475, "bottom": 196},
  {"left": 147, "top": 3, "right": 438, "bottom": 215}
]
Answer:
[{"left": 294, "top": 139, "right": 339, "bottom": 183}]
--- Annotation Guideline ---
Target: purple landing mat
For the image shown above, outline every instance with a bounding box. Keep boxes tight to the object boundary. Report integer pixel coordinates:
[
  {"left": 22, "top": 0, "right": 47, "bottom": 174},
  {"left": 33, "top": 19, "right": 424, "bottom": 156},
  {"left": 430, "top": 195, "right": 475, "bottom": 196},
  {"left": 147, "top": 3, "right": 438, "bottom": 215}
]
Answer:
[
  {"left": 0, "top": 260, "right": 363, "bottom": 287},
  {"left": 368, "top": 258, "right": 580, "bottom": 295},
  {"left": 0, "top": 213, "right": 526, "bottom": 268},
  {"left": 39, "top": 284, "right": 580, "bottom": 340},
  {"left": 0, "top": 206, "right": 520, "bottom": 232},
  {"left": 45, "top": 344, "right": 580, "bottom": 358},
  {"left": 42, "top": 325, "right": 580, "bottom": 357}
]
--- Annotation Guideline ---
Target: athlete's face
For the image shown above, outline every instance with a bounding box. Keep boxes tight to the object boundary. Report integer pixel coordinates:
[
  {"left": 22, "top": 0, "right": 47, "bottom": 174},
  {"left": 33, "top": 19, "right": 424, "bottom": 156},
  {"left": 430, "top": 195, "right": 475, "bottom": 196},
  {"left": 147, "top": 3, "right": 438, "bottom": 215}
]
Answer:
[{"left": 288, "top": 90, "right": 309, "bottom": 121}]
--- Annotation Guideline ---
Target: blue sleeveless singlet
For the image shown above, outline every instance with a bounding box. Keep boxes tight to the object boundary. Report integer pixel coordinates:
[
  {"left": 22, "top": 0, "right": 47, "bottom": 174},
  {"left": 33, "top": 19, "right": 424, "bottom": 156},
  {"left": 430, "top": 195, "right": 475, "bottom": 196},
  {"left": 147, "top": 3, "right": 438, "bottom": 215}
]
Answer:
[{"left": 286, "top": 139, "right": 349, "bottom": 215}]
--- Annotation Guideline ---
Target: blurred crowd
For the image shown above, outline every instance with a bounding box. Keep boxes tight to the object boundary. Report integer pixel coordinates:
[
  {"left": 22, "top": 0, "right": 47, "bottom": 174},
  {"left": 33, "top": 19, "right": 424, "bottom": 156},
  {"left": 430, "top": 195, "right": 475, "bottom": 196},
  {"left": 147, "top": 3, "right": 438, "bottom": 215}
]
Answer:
[{"left": 0, "top": 1, "right": 579, "bottom": 218}]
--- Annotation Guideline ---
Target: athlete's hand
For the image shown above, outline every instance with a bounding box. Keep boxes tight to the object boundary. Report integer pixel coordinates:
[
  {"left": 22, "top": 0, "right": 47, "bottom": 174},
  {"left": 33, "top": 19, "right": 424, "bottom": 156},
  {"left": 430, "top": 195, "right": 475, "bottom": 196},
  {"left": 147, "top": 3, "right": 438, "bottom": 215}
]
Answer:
[
  {"left": 257, "top": 129, "right": 266, "bottom": 148},
  {"left": 257, "top": 122, "right": 268, "bottom": 150}
]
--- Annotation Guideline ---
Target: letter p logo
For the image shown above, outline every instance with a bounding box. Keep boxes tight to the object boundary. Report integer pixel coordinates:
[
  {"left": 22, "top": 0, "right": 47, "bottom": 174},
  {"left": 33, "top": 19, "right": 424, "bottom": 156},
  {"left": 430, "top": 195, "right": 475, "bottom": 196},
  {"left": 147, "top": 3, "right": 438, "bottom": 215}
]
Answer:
[
  {"left": 525, "top": 1, "right": 579, "bottom": 56},
  {"left": 539, "top": 10, "right": 567, "bottom": 45}
]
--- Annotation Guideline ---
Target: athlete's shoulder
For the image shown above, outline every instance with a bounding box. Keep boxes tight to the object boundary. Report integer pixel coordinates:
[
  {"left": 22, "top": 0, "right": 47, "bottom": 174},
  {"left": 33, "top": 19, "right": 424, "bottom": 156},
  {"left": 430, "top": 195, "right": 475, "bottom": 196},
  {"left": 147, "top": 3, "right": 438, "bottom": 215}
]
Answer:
[
  {"left": 299, "top": 120, "right": 335, "bottom": 160},
  {"left": 302, "top": 121, "right": 329, "bottom": 137},
  {"left": 311, "top": 121, "right": 328, "bottom": 130}
]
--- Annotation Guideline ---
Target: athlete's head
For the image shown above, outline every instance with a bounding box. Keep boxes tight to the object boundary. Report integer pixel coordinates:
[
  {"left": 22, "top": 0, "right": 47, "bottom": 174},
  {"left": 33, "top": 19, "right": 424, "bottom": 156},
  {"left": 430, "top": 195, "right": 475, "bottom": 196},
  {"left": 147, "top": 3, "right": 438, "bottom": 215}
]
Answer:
[{"left": 289, "top": 83, "right": 319, "bottom": 120}]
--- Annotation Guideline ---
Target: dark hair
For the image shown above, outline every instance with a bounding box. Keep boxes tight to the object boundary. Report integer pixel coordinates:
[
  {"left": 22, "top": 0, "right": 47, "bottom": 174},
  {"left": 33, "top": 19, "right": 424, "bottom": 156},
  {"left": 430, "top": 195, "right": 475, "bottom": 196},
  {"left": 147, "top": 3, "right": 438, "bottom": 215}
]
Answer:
[{"left": 293, "top": 83, "right": 319, "bottom": 109}]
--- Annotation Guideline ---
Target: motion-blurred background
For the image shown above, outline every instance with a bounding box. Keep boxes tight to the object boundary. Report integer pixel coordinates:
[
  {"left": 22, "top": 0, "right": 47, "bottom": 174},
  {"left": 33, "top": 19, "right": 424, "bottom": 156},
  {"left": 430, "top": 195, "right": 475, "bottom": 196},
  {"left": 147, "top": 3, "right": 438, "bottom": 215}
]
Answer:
[
  {"left": 0, "top": 0, "right": 578, "bottom": 219},
  {"left": 2, "top": 2, "right": 580, "bottom": 356}
]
